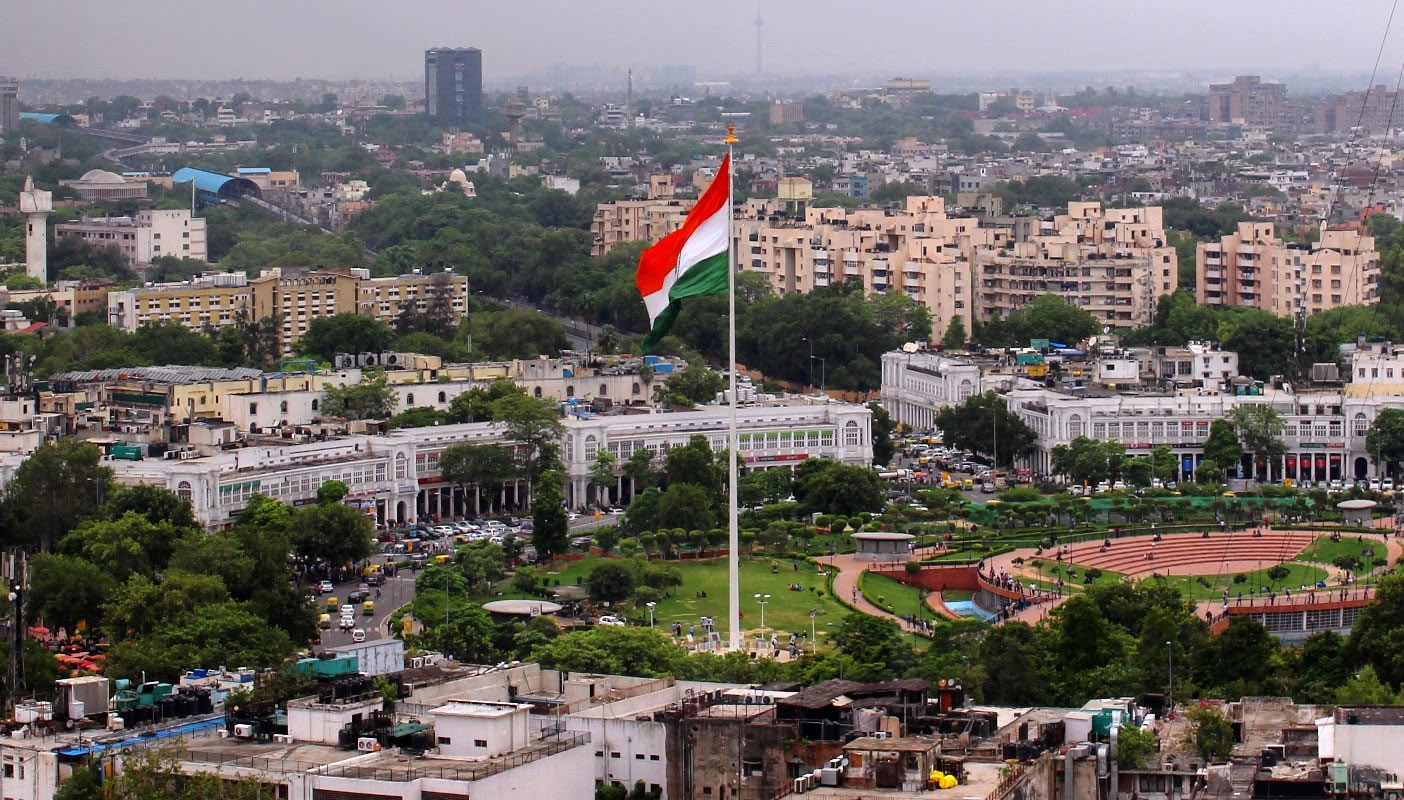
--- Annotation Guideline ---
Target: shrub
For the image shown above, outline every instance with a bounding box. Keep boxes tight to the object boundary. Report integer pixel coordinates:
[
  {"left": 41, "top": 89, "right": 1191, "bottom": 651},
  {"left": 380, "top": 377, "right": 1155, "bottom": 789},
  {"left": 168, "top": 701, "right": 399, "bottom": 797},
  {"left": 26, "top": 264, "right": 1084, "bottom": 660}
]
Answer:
[
  {"left": 1333, "top": 555, "right": 1363, "bottom": 572},
  {"left": 1085, "top": 568, "right": 1103, "bottom": 581},
  {"left": 1233, "top": 573, "right": 1248, "bottom": 584},
  {"left": 1266, "top": 565, "right": 1291, "bottom": 582},
  {"left": 905, "top": 561, "right": 921, "bottom": 574},
  {"left": 848, "top": 516, "right": 864, "bottom": 531},
  {"left": 815, "top": 514, "right": 833, "bottom": 530}
]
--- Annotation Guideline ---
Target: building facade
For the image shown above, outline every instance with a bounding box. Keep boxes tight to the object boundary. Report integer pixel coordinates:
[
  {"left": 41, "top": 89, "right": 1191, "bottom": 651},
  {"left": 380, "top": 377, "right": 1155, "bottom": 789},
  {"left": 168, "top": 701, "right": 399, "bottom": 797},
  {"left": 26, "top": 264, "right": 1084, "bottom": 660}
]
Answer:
[
  {"left": 0, "top": 77, "right": 18, "bottom": 134},
  {"left": 1196, "top": 222, "right": 1379, "bottom": 315},
  {"left": 425, "top": 47, "right": 484, "bottom": 125},
  {"left": 54, "top": 209, "right": 207, "bottom": 267}
]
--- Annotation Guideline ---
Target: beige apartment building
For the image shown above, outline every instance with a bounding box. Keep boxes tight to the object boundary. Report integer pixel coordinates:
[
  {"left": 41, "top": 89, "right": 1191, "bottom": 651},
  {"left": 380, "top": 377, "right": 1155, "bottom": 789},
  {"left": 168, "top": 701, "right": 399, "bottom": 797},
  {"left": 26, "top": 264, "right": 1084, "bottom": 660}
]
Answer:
[
  {"left": 1196, "top": 222, "right": 1378, "bottom": 315},
  {"left": 108, "top": 269, "right": 469, "bottom": 354}
]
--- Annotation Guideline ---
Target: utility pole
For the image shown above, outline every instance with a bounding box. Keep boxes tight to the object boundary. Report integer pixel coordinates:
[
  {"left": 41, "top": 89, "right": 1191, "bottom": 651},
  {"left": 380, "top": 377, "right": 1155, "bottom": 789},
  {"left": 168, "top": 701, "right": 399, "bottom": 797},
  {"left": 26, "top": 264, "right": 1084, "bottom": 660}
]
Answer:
[
  {"left": 992, "top": 400, "right": 999, "bottom": 469},
  {"left": 5, "top": 550, "right": 28, "bottom": 714},
  {"left": 1165, "top": 640, "right": 1174, "bottom": 708}
]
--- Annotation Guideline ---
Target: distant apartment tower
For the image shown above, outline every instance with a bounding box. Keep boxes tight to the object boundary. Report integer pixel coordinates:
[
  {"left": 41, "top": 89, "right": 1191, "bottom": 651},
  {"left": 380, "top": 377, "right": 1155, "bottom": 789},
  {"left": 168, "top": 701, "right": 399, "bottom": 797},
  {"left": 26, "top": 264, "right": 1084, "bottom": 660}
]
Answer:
[
  {"left": 1196, "top": 222, "right": 1380, "bottom": 316},
  {"left": 0, "top": 77, "right": 19, "bottom": 134},
  {"left": 1206, "top": 75, "right": 1288, "bottom": 128},
  {"left": 425, "top": 47, "right": 483, "bottom": 125}
]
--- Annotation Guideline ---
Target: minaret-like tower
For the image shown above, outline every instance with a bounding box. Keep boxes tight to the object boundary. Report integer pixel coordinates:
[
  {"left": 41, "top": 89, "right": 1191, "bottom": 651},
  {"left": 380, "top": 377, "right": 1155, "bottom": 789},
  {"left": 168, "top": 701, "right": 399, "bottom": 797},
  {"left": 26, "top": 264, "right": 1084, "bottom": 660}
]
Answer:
[{"left": 17, "top": 176, "right": 50, "bottom": 285}]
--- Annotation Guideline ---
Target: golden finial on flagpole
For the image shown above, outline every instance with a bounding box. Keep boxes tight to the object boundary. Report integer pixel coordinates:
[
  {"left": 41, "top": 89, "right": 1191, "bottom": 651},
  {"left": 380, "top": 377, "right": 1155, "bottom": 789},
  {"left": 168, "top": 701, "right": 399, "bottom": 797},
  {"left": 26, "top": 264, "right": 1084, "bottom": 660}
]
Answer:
[{"left": 723, "top": 124, "right": 738, "bottom": 145}]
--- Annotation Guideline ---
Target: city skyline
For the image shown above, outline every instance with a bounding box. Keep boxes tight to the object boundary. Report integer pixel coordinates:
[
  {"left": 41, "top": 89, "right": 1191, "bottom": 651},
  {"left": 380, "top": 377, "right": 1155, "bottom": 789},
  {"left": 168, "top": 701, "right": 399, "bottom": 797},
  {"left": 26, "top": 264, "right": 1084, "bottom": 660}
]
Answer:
[{"left": 2, "top": 0, "right": 1401, "bottom": 84}]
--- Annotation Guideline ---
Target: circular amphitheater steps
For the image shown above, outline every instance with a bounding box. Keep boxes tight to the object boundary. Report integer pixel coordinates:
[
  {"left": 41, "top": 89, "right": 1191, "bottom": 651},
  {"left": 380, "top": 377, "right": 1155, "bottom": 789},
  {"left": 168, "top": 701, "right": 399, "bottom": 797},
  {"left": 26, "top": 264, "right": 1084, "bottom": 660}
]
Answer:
[{"left": 1042, "top": 531, "right": 1320, "bottom": 578}]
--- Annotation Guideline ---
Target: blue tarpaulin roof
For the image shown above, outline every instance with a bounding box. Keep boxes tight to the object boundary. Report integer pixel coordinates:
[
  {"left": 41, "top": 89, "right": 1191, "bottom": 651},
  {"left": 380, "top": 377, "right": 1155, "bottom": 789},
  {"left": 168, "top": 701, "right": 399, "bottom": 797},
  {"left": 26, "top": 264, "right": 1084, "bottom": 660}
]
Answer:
[
  {"left": 171, "top": 167, "right": 260, "bottom": 198},
  {"left": 19, "top": 112, "right": 77, "bottom": 126}
]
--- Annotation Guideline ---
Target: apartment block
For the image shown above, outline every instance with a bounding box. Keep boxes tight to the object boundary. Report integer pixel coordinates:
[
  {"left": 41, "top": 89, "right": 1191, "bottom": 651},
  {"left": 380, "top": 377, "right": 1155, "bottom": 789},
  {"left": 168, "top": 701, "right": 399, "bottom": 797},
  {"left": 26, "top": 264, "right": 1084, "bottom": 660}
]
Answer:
[
  {"left": 590, "top": 198, "right": 690, "bottom": 256},
  {"left": 1206, "top": 75, "right": 1290, "bottom": 129},
  {"left": 108, "top": 269, "right": 469, "bottom": 354},
  {"left": 54, "top": 209, "right": 207, "bottom": 267},
  {"left": 1196, "top": 222, "right": 1378, "bottom": 315}
]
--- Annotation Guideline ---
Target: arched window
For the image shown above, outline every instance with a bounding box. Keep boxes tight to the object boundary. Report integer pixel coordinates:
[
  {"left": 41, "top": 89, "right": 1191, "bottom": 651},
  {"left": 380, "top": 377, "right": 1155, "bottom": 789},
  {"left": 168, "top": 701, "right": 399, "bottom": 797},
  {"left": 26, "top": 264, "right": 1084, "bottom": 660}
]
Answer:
[
  {"left": 844, "top": 420, "right": 861, "bottom": 447},
  {"left": 632, "top": 382, "right": 641, "bottom": 395},
  {"left": 958, "top": 379, "right": 974, "bottom": 402},
  {"left": 176, "top": 481, "right": 192, "bottom": 502},
  {"left": 584, "top": 434, "right": 598, "bottom": 460},
  {"left": 280, "top": 400, "right": 288, "bottom": 413},
  {"left": 1068, "top": 414, "right": 1084, "bottom": 439},
  {"left": 438, "top": 391, "right": 447, "bottom": 403},
  {"left": 567, "top": 385, "right": 575, "bottom": 397},
  {"left": 1354, "top": 412, "right": 1369, "bottom": 437},
  {"left": 406, "top": 393, "right": 415, "bottom": 406},
  {"left": 395, "top": 453, "right": 408, "bottom": 480},
  {"left": 534, "top": 387, "right": 543, "bottom": 398},
  {"left": 600, "top": 383, "right": 608, "bottom": 397},
  {"left": 311, "top": 399, "right": 319, "bottom": 411}
]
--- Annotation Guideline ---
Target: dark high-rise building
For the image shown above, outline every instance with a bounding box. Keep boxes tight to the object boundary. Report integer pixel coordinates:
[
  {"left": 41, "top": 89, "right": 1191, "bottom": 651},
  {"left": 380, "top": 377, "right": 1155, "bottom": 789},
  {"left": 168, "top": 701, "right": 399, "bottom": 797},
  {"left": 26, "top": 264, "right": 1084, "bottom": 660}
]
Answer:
[{"left": 425, "top": 47, "right": 483, "bottom": 125}]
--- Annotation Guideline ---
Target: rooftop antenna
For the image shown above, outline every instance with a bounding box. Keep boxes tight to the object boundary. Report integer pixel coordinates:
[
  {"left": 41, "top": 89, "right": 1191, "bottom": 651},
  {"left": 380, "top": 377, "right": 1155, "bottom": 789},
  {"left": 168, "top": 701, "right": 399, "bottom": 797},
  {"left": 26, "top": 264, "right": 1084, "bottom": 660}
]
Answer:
[{"left": 754, "top": 1, "right": 764, "bottom": 74}]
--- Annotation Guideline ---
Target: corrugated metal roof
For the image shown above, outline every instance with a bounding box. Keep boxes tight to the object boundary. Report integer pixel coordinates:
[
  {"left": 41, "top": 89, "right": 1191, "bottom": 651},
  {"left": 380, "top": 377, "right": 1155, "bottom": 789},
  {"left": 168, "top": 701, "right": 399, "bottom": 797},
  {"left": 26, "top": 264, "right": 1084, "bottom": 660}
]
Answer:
[
  {"left": 172, "top": 167, "right": 259, "bottom": 196},
  {"left": 49, "top": 365, "right": 264, "bottom": 385},
  {"left": 19, "top": 112, "right": 77, "bottom": 126}
]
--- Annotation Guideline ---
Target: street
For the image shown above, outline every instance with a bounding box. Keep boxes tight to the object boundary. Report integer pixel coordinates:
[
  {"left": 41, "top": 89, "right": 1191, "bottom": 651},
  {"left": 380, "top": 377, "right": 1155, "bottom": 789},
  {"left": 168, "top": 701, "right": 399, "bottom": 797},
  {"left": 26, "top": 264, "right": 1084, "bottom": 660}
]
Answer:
[{"left": 315, "top": 566, "right": 419, "bottom": 647}]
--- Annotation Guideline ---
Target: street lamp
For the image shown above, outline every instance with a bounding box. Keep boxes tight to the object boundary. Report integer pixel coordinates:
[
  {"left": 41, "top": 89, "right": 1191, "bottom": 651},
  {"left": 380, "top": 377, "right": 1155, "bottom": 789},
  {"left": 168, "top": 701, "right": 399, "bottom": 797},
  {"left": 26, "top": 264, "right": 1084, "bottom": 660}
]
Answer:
[
  {"left": 754, "top": 593, "right": 771, "bottom": 633},
  {"left": 802, "top": 337, "right": 814, "bottom": 388},
  {"left": 811, "top": 356, "right": 826, "bottom": 392},
  {"left": 809, "top": 608, "right": 818, "bottom": 655},
  {"left": 646, "top": 601, "right": 656, "bottom": 629},
  {"left": 1165, "top": 640, "right": 1174, "bottom": 709}
]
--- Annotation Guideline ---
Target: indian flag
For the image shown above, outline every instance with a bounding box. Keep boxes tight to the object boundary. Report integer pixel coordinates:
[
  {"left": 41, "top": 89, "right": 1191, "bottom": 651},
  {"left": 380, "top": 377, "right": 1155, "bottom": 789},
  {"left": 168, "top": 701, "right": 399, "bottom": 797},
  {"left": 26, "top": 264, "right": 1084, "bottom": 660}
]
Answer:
[{"left": 636, "top": 154, "right": 731, "bottom": 351}]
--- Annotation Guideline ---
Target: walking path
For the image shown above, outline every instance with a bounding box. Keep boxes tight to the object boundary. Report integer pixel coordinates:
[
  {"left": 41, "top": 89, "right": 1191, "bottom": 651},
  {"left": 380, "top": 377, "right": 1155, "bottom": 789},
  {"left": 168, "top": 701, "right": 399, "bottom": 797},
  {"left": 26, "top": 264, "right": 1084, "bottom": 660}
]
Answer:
[{"left": 827, "top": 553, "right": 905, "bottom": 625}]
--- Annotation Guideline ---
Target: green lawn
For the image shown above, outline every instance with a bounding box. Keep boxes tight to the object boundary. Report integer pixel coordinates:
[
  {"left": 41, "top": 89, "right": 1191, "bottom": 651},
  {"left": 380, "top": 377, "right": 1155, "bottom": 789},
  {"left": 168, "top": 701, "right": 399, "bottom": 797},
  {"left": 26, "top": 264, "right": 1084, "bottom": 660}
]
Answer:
[
  {"left": 609, "top": 556, "right": 848, "bottom": 640},
  {"left": 1294, "top": 535, "right": 1388, "bottom": 570},
  {"left": 859, "top": 571, "right": 940, "bottom": 621},
  {"left": 1024, "top": 560, "right": 1126, "bottom": 589},
  {"left": 942, "top": 589, "right": 974, "bottom": 603},
  {"left": 1147, "top": 562, "right": 1330, "bottom": 601}
]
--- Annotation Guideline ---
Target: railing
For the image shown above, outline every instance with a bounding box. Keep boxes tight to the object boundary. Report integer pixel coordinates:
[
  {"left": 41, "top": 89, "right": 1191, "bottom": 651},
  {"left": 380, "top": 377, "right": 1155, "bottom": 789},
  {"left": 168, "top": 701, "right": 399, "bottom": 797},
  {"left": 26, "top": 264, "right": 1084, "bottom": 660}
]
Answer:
[
  {"left": 986, "top": 751, "right": 1050, "bottom": 800},
  {"left": 317, "top": 730, "right": 591, "bottom": 783}
]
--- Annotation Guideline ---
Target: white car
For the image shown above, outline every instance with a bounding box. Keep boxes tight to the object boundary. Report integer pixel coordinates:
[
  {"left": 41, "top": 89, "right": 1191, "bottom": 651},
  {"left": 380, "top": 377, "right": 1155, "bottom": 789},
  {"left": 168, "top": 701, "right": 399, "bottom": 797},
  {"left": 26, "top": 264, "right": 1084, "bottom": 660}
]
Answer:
[
  {"left": 1150, "top": 478, "right": 1164, "bottom": 489},
  {"left": 317, "top": 580, "right": 334, "bottom": 594},
  {"left": 1067, "top": 485, "right": 1085, "bottom": 496},
  {"left": 351, "top": 629, "right": 367, "bottom": 643},
  {"left": 340, "top": 604, "right": 355, "bottom": 617},
  {"left": 567, "top": 512, "right": 580, "bottom": 521},
  {"left": 1329, "top": 479, "right": 1344, "bottom": 492},
  {"left": 597, "top": 615, "right": 627, "bottom": 627},
  {"left": 1370, "top": 478, "right": 1383, "bottom": 491},
  {"left": 908, "top": 504, "right": 929, "bottom": 512},
  {"left": 1095, "top": 481, "right": 1111, "bottom": 494},
  {"left": 339, "top": 616, "right": 355, "bottom": 630},
  {"left": 1112, "top": 480, "right": 1127, "bottom": 490},
  {"left": 1385, "top": 478, "right": 1396, "bottom": 492}
]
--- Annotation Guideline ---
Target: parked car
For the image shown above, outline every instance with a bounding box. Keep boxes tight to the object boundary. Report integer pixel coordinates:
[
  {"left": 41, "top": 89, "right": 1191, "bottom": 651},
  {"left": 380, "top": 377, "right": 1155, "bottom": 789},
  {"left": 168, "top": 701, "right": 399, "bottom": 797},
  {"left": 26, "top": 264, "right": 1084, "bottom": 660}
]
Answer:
[
  {"left": 1151, "top": 478, "right": 1164, "bottom": 489},
  {"left": 1112, "top": 480, "right": 1127, "bottom": 490},
  {"left": 1384, "top": 478, "right": 1396, "bottom": 492},
  {"left": 1370, "top": 478, "right": 1383, "bottom": 491},
  {"left": 1329, "top": 479, "right": 1344, "bottom": 492},
  {"left": 597, "top": 615, "right": 627, "bottom": 627},
  {"left": 1067, "top": 485, "right": 1085, "bottom": 496},
  {"left": 1095, "top": 481, "right": 1111, "bottom": 494}
]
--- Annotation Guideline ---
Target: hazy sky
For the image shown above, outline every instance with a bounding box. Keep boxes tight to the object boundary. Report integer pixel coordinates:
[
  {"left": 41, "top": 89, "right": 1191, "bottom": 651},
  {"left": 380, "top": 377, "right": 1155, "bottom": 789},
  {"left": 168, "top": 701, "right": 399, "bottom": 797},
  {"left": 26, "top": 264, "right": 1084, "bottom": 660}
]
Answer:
[{"left": 2, "top": 0, "right": 1400, "bottom": 83}]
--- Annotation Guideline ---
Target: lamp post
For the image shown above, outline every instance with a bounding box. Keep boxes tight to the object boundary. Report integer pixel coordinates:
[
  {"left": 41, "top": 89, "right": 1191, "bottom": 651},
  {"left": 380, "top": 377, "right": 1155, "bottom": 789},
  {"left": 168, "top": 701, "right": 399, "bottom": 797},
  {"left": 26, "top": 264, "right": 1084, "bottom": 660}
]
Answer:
[
  {"left": 802, "top": 337, "right": 813, "bottom": 388},
  {"left": 754, "top": 593, "right": 770, "bottom": 633},
  {"left": 809, "top": 608, "right": 818, "bottom": 655},
  {"left": 646, "top": 601, "right": 656, "bottom": 629},
  {"left": 811, "top": 356, "right": 826, "bottom": 392},
  {"left": 1165, "top": 640, "right": 1174, "bottom": 708}
]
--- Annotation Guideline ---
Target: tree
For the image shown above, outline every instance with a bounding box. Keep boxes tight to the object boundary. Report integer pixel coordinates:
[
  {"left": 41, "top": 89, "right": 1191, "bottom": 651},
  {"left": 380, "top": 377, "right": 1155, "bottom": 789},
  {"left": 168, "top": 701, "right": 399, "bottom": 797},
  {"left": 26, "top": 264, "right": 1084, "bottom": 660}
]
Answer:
[
  {"left": 447, "top": 378, "right": 524, "bottom": 423},
  {"left": 2, "top": 440, "right": 113, "bottom": 551},
  {"left": 1366, "top": 408, "right": 1404, "bottom": 478},
  {"left": 654, "top": 364, "right": 725, "bottom": 406},
  {"left": 530, "top": 626, "right": 684, "bottom": 677},
  {"left": 440, "top": 444, "right": 517, "bottom": 516},
  {"left": 322, "top": 373, "right": 397, "bottom": 420},
  {"left": 973, "top": 294, "right": 1099, "bottom": 348},
  {"left": 316, "top": 480, "right": 349, "bottom": 505},
  {"left": 100, "top": 484, "right": 198, "bottom": 531},
  {"left": 389, "top": 406, "right": 451, "bottom": 429},
  {"left": 665, "top": 435, "right": 723, "bottom": 500},
  {"left": 493, "top": 392, "right": 565, "bottom": 480},
  {"left": 456, "top": 541, "right": 507, "bottom": 592},
  {"left": 1335, "top": 665, "right": 1404, "bottom": 704},
  {"left": 104, "top": 600, "right": 296, "bottom": 682},
  {"left": 59, "top": 512, "right": 191, "bottom": 583},
  {"left": 1149, "top": 444, "right": 1179, "bottom": 483},
  {"left": 868, "top": 402, "right": 896, "bottom": 466},
  {"left": 941, "top": 315, "right": 967, "bottom": 350},
  {"left": 590, "top": 452, "right": 618, "bottom": 505},
  {"left": 1230, "top": 404, "right": 1284, "bottom": 478},
  {"left": 1202, "top": 419, "right": 1243, "bottom": 480},
  {"left": 934, "top": 391, "right": 1037, "bottom": 467},
  {"left": 586, "top": 562, "right": 637, "bottom": 605},
  {"left": 1051, "top": 437, "right": 1126, "bottom": 485},
  {"left": 296, "top": 314, "right": 394, "bottom": 362},
  {"left": 1116, "top": 725, "right": 1157, "bottom": 768},
  {"left": 1182, "top": 706, "right": 1234, "bottom": 763},
  {"left": 532, "top": 471, "right": 570, "bottom": 562},
  {"left": 657, "top": 483, "right": 718, "bottom": 531},
  {"left": 624, "top": 448, "right": 660, "bottom": 492},
  {"left": 793, "top": 460, "right": 883, "bottom": 517},
  {"left": 291, "top": 502, "right": 374, "bottom": 567},
  {"left": 835, "top": 613, "right": 913, "bottom": 680},
  {"left": 1347, "top": 573, "right": 1404, "bottom": 686},
  {"left": 471, "top": 309, "right": 568, "bottom": 359},
  {"left": 424, "top": 606, "right": 501, "bottom": 664},
  {"left": 28, "top": 554, "right": 115, "bottom": 634}
]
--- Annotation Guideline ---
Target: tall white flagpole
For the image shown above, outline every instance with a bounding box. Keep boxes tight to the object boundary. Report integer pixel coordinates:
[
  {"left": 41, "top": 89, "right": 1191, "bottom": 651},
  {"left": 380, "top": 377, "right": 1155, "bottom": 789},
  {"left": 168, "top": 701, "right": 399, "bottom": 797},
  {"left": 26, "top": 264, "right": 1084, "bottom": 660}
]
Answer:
[{"left": 724, "top": 125, "right": 741, "bottom": 652}]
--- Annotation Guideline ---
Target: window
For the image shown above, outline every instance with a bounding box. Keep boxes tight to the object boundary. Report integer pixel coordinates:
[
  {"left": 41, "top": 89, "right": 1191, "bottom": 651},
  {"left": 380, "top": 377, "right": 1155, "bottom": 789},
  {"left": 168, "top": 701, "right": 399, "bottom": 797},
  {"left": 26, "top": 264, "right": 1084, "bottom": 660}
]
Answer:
[
  {"left": 280, "top": 400, "right": 288, "bottom": 413},
  {"left": 311, "top": 399, "right": 319, "bottom": 412},
  {"left": 1067, "top": 414, "right": 1084, "bottom": 439},
  {"left": 438, "top": 391, "right": 447, "bottom": 403},
  {"left": 437, "top": 737, "right": 452, "bottom": 745},
  {"left": 600, "top": 383, "right": 608, "bottom": 396},
  {"left": 635, "top": 754, "right": 645, "bottom": 760},
  {"left": 534, "top": 386, "right": 543, "bottom": 398},
  {"left": 633, "top": 382, "right": 641, "bottom": 395},
  {"left": 474, "top": 739, "right": 488, "bottom": 748},
  {"left": 176, "top": 481, "right": 192, "bottom": 502},
  {"left": 406, "top": 393, "right": 415, "bottom": 406},
  {"left": 585, "top": 435, "right": 598, "bottom": 460},
  {"left": 249, "top": 402, "right": 258, "bottom": 414},
  {"left": 844, "top": 420, "right": 861, "bottom": 447},
  {"left": 611, "top": 752, "right": 621, "bottom": 759},
  {"left": 567, "top": 385, "right": 575, "bottom": 397},
  {"left": 1355, "top": 413, "right": 1368, "bottom": 437}
]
